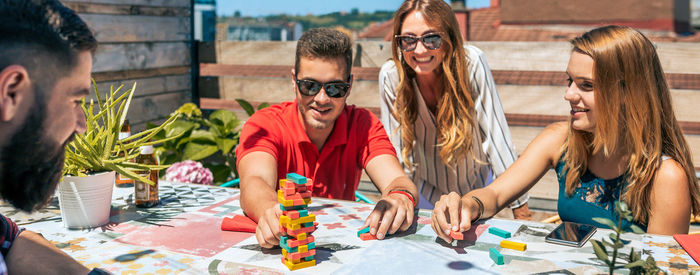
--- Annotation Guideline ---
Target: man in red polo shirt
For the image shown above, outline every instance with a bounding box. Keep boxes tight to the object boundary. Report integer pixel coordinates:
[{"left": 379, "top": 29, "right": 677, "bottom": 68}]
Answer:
[{"left": 237, "top": 28, "right": 419, "bottom": 248}]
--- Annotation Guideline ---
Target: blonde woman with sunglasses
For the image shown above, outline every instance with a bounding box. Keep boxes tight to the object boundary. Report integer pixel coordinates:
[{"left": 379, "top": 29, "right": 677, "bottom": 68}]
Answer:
[{"left": 379, "top": 0, "right": 531, "bottom": 218}]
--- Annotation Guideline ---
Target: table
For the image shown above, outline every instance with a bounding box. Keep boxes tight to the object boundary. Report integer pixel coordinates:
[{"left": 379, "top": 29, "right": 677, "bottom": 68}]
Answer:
[{"left": 4, "top": 181, "right": 698, "bottom": 274}]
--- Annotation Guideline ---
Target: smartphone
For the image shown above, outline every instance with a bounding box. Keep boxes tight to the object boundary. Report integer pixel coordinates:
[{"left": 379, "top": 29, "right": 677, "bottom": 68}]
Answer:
[{"left": 545, "top": 221, "right": 597, "bottom": 247}]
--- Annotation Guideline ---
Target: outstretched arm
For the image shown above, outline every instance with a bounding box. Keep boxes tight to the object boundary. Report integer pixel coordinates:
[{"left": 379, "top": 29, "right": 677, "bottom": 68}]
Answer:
[
  {"left": 239, "top": 151, "right": 282, "bottom": 248},
  {"left": 362, "top": 154, "right": 418, "bottom": 239},
  {"left": 432, "top": 122, "right": 568, "bottom": 242}
]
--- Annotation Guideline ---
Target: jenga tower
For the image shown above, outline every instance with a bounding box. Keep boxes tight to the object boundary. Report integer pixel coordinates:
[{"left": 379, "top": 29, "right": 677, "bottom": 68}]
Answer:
[{"left": 278, "top": 173, "right": 317, "bottom": 270}]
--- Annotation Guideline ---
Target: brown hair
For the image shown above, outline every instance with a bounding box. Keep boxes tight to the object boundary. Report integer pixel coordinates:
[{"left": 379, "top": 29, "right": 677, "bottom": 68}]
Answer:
[
  {"left": 294, "top": 27, "right": 353, "bottom": 78},
  {"left": 391, "top": 0, "right": 477, "bottom": 169},
  {"left": 563, "top": 25, "right": 700, "bottom": 224}
]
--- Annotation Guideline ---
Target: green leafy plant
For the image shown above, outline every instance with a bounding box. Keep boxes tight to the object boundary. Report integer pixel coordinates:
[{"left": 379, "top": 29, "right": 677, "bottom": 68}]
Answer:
[
  {"left": 591, "top": 201, "right": 666, "bottom": 275},
  {"left": 63, "top": 81, "right": 182, "bottom": 185},
  {"left": 152, "top": 100, "right": 268, "bottom": 183}
]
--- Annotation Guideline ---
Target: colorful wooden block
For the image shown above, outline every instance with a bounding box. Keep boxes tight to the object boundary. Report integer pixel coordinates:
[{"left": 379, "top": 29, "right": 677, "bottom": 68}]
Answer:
[
  {"left": 278, "top": 190, "right": 313, "bottom": 201},
  {"left": 489, "top": 248, "right": 504, "bottom": 265},
  {"left": 489, "top": 227, "right": 512, "bottom": 238},
  {"left": 279, "top": 240, "right": 298, "bottom": 252},
  {"left": 285, "top": 236, "right": 314, "bottom": 247},
  {"left": 304, "top": 256, "right": 314, "bottom": 261},
  {"left": 280, "top": 214, "right": 316, "bottom": 226},
  {"left": 280, "top": 225, "right": 317, "bottom": 236},
  {"left": 282, "top": 258, "right": 316, "bottom": 271},
  {"left": 307, "top": 242, "right": 315, "bottom": 249},
  {"left": 282, "top": 248, "right": 316, "bottom": 261},
  {"left": 280, "top": 204, "right": 307, "bottom": 211},
  {"left": 298, "top": 244, "right": 308, "bottom": 253},
  {"left": 357, "top": 226, "right": 370, "bottom": 237},
  {"left": 360, "top": 232, "right": 378, "bottom": 241},
  {"left": 449, "top": 230, "right": 464, "bottom": 240},
  {"left": 500, "top": 240, "right": 526, "bottom": 251},
  {"left": 278, "top": 192, "right": 312, "bottom": 207},
  {"left": 286, "top": 173, "right": 307, "bottom": 184}
]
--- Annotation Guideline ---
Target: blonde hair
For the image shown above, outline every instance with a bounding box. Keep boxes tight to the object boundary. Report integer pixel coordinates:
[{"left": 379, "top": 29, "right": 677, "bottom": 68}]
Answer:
[
  {"left": 563, "top": 25, "right": 700, "bottom": 224},
  {"left": 391, "top": 0, "right": 477, "bottom": 169}
]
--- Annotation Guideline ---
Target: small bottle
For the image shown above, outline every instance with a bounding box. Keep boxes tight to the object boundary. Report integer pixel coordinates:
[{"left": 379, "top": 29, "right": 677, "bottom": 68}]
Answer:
[
  {"left": 115, "top": 120, "right": 135, "bottom": 187},
  {"left": 134, "top": 144, "right": 159, "bottom": 208}
]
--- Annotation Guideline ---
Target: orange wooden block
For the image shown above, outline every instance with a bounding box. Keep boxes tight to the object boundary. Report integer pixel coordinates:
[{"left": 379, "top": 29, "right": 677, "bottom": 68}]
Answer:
[
  {"left": 450, "top": 230, "right": 464, "bottom": 240},
  {"left": 286, "top": 236, "right": 314, "bottom": 247},
  {"left": 360, "top": 233, "right": 378, "bottom": 241},
  {"left": 283, "top": 249, "right": 316, "bottom": 261}
]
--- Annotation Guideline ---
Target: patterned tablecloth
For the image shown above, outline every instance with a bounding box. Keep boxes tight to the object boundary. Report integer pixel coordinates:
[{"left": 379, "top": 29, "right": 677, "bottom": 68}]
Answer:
[{"left": 4, "top": 181, "right": 697, "bottom": 274}]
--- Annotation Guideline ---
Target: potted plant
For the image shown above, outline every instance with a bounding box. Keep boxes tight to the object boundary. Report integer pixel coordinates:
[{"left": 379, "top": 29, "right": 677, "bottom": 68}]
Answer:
[{"left": 60, "top": 80, "right": 181, "bottom": 228}]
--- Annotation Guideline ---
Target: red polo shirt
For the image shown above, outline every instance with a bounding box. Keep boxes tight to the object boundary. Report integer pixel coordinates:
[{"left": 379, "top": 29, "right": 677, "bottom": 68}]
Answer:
[{"left": 235, "top": 100, "right": 396, "bottom": 200}]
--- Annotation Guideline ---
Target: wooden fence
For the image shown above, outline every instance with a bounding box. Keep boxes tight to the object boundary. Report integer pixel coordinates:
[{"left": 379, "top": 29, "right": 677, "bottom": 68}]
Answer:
[{"left": 62, "top": 0, "right": 193, "bottom": 130}]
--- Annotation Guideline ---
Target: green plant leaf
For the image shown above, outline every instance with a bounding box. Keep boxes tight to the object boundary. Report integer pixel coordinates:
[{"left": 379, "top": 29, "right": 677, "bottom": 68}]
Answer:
[
  {"left": 165, "top": 120, "right": 195, "bottom": 138},
  {"left": 593, "top": 217, "right": 619, "bottom": 231},
  {"left": 215, "top": 137, "right": 237, "bottom": 154},
  {"left": 189, "top": 130, "right": 217, "bottom": 143},
  {"left": 209, "top": 109, "right": 239, "bottom": 131},
  {"left": 257, "top": 102, "right": 270, "bottom": 110},
  {"left": 202, "top": 163, "right": 231, "bottom": 183},
  {"left": 236, "top": 99, "right": 255, "bottom": 116},
  {"left": 629, "top": 224, "right": 645, "bottom": 234},
  {"left": 591, "top": 240, "right": 610, "bottom": 263},
  {"left": 624, "top": 260, "right": 646, "bottom": 269},
  {"left": 183, "top": 143, "right": 219, "bottom": 160}
]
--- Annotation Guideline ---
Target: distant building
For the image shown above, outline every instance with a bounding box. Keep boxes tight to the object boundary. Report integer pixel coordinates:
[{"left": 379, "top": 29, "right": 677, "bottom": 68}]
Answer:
[
  {"left": 358, "top": 0, "right": 700, "bottom": 42},
  {"left": 220, "top": 20, "right": 302, "bottom": 41},
  {"left": 195, "top": 0, "right": 216, "bottom": 41}
]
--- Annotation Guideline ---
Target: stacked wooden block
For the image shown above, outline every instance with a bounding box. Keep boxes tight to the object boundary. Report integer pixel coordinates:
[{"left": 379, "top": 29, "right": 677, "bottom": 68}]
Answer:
[{"left": 278, "top": 173, "right": 317, "bottom": 270}]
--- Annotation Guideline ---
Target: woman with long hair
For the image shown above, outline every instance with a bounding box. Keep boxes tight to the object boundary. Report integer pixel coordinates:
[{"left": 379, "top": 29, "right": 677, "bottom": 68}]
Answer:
[
  {"left": 431, "top": 25, "right": 700, "bottom": 241},
  {"left": 379, "top": 0, "right": 531, "bottom": 217}
]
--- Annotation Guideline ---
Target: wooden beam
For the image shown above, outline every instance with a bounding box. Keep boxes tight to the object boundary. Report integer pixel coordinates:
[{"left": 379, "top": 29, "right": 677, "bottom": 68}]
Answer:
[
  {"left": 199, "top": 64, "right": 700, "bottom": 90},
  {"left": 63, "top": 2, "right": 189, "bottom": 16},
  {"left": 199, "top": 97, "right": 700, "bottom": 135},
  {"left": 94, "top": 42, "right": 190, "bottom": 73},
  {"left": 79, "top": 14, "right": 190, "bottom": 43},
  {"left": 92, "top": 66, "right": 190, "bottom": 82}
]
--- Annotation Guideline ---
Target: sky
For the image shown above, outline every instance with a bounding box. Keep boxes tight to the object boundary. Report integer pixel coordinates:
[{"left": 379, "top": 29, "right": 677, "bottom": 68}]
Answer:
[{"left": 216, "top": 0, "right": 491, "bottom": 17}]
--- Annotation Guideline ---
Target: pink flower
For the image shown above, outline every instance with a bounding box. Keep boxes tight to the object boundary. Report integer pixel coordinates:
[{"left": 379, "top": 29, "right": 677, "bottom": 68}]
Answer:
[{"left": 165, "top": 160, "right": 214, "bottom": 185}]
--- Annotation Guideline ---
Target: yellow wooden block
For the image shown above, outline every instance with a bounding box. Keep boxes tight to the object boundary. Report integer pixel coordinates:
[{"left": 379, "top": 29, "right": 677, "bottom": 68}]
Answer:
[
  {"left": 280, "top": 221, "right": 301, "bottom": 230},
  {"left": 298, "top": 245, "right": 308, "bottom": 253},
  {"left": 297, "top": 232, "right": 307, "bottom": 240},
  {"left": 283, "top": 259, "right": 316, "bottom": 271},
  {"left": 500, "top": 240, "right": 527, "bottom": 251}
]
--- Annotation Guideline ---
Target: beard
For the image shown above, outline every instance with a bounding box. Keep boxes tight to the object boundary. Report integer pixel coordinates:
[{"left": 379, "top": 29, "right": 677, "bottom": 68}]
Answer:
[{"left": 0, "top": 95, "right": 71, "bottom": 212}]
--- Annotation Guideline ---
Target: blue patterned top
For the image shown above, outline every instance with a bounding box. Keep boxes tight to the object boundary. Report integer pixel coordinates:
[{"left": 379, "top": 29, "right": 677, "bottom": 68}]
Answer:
[{"left": 555, "top": 161, "right": 647, "bottom": 231}]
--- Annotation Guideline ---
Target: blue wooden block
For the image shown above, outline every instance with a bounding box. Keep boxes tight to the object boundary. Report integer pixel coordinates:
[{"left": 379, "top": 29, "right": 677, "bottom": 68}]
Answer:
[
  {"left": 304, "top": 256, "right": 314, "bottom": 261},
  {"left": 286, "top": 173, "right": 307, "bottom": 184},
  {"left": 307, "top": 242, "right": 315, "bottom": 250},
  {"left": 298, "top": 209, "right": 309, "bottom": 217},
  {"left": 489, "top": 248, "right": 504, "bottom": 265},
  {"left": 357, "top": 226, "right": 370, "bottom": 237},
  {"left": 489, "top": 227, "right": 511, "bottom": 238},
  {"left": 280, "top": 204, "right": 307, "bottom": 211},
  {"left": 280, "top": 241, "right": 297, "bottom": 253},
  {"left": 280, "top": 236, "right": 288, "bottom": 246},
  {"left": 302, "top": 222, "right": 314, "bottom": 227}
]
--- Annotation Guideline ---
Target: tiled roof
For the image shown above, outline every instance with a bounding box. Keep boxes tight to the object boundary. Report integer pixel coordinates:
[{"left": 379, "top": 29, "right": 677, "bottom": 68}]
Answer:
[{"left": 358, "top": 20, "right": 394, "bottom": 40}]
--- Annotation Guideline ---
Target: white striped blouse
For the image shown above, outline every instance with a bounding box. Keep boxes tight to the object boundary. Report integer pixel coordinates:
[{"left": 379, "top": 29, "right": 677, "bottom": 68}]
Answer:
[{"left": 379, "top": 45, "right": 529, "bottom": 207}]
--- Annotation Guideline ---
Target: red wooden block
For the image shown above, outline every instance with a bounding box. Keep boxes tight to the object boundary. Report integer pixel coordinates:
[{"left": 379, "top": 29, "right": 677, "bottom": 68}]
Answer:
[
  {"left": 281, "top": 225, "right": 316, "bottom": 236},
  {"left": 283, "top": 187, "right": 296, "bottom": 196},
  {"left": 287, "top": 236, "right": 314, "bottom": 247},
  {"left": 450, "top": 230, "right": 464, "bottom": 240},
  {"left": 283, "top": 249, "right": 316, "bottom": 261},
  {"left": 283, "top": 210, "right": 300, "bottom": 220},
  {"left": 360, "top": 233, "right": 378, "bottom": 241}
]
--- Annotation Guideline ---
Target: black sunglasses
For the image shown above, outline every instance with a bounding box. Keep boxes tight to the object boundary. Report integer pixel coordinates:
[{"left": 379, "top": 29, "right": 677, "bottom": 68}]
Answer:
[
  {"left": 294, "top": 75, "right": 352, "bottom": 98},
  {"left": 395, "top": 33, "right": 443, "bottom": 51}
]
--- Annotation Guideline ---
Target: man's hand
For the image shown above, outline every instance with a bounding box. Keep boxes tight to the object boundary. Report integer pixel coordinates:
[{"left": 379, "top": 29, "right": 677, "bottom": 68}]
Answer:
[
  {"left": 255, "top": 205, "right": 283, "bottom": 248},
  {"left": 431, "top": 192, "right": 474, "bottom": 243},
  {"left": 360, "top": 192, "right": 414, "bottom": 239}
]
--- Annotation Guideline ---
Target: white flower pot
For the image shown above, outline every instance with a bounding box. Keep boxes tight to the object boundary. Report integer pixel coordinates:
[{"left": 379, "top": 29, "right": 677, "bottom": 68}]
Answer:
[{"left": 58, "top": 171, "right": 115, "bottom": 229}]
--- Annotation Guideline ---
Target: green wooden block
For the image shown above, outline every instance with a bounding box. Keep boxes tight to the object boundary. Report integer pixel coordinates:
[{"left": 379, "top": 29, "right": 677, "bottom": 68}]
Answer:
[
  {"left": 489, "top": 248, "right": 504, "bottom": 265},
  {"left": 357, "top": 226, "right": 370, "bottom": 237},
  {"left": 489, "top": 227, "right": 511, "bottom": 238}
]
